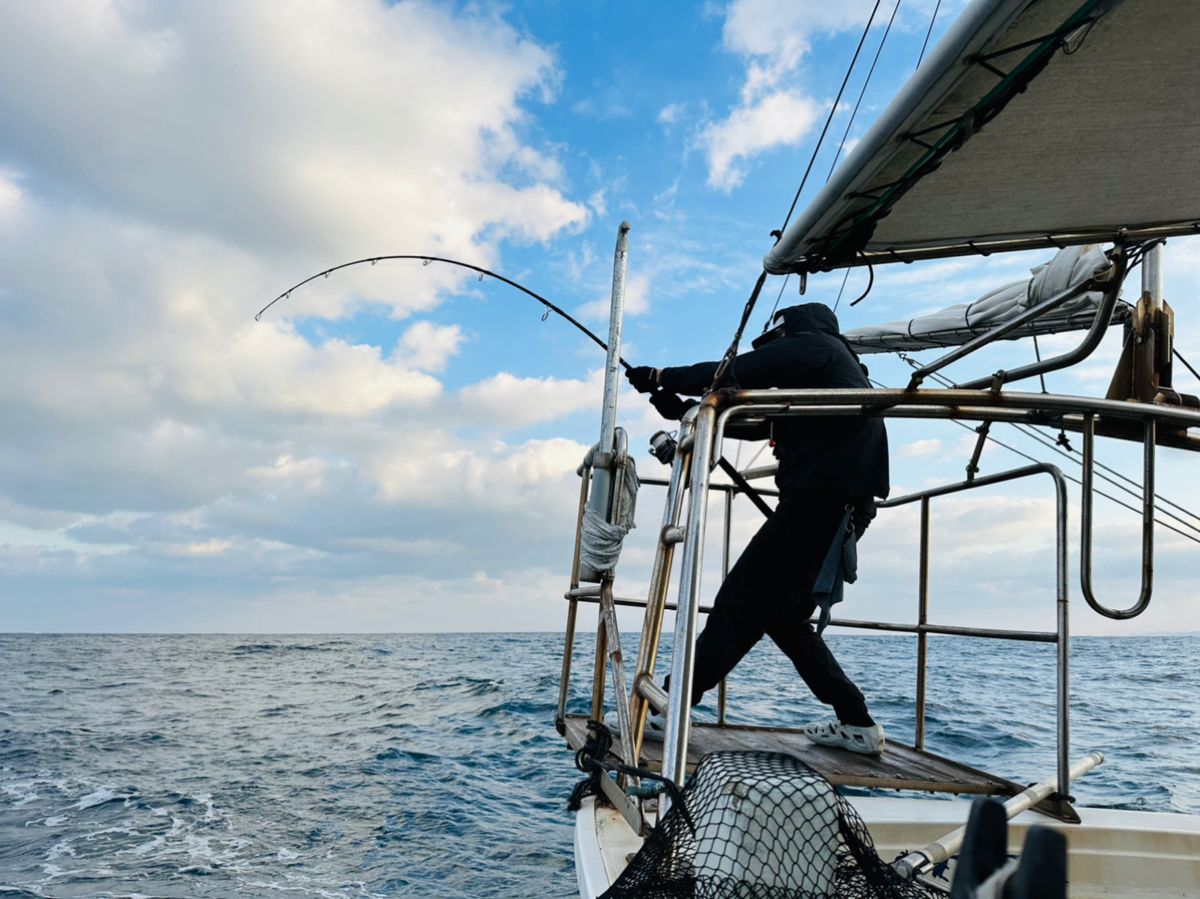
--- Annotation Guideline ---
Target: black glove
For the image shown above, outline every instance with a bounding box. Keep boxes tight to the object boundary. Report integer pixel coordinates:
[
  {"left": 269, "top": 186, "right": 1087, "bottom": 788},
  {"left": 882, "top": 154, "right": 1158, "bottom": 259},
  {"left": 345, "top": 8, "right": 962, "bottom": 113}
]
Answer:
[
  {"left": 625, "top": 365, "right": 658, "bottom": 394},
  {"left": 650, "top": 391, "right": 694, "bottom": 421}
]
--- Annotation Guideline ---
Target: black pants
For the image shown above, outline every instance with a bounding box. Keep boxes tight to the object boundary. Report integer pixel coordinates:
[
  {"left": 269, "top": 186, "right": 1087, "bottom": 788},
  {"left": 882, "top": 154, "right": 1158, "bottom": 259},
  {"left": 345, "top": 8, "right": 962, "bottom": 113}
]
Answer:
[{"left": 689, "top": 492, "right": 874, "bottom": 727}]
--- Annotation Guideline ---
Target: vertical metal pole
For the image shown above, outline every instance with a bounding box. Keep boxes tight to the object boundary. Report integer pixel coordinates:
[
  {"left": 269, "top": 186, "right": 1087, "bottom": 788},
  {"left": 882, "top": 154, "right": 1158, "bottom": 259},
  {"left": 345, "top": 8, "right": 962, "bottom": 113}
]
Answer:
[
  {"left": 581, "top": 221, "right": 631, "bottom": 582},
  {"left": 1143, "top": 242, "right": 1164, "bottom": 314},
  {"left": 556, "top": 471, "right": 592, "bottom": 730},
  {"left": 600, "top": 579, "right": 637, "bottom": 768},
  {"left": 916, "top": 497, "right": 930, "bottom": 751},
  {"left": 631, "top": 440, "right": 691, "bottom": 761},
  {"left": 1050, "top": 468, "right": 1070, "bottom": 801},
  {"left": 662, "top": 403, "right": 718, "bottom": 794},
  {"left": 591, "top": 609, "right": 608, "bottom": 722},
  {"left": 598, "top": 222, "right": 630, "bottom": 454},
  {"left": 717, "top": 490, "right": 733, "bottom": 726}
]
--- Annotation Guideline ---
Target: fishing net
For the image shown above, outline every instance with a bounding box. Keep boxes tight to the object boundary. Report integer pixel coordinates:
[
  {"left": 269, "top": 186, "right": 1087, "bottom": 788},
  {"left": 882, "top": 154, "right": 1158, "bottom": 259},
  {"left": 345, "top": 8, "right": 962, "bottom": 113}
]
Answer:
[{"left": 601, "top": 752, "right": 942, "bottom": 899}]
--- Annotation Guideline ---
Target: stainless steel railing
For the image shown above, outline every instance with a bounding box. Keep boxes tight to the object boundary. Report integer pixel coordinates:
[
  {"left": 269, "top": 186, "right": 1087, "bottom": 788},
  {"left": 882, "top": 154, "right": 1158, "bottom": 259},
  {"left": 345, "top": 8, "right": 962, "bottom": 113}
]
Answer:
[{"left": 558, "top": 386, "right": 1199, "bottom": 812}]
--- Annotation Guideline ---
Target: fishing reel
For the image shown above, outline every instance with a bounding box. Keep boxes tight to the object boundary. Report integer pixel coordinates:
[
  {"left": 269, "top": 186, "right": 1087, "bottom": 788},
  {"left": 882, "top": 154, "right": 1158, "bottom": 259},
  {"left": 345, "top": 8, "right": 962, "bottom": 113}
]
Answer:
[{"left": 648, "top": 430, "right": 677, "bottom": 465}]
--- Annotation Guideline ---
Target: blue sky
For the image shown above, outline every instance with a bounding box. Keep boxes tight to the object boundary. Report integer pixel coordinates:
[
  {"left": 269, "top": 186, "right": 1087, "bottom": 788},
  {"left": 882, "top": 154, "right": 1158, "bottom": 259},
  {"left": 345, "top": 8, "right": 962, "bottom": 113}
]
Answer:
[{"left": 2, "top": 0, "right": 1197, "bottom": 634}]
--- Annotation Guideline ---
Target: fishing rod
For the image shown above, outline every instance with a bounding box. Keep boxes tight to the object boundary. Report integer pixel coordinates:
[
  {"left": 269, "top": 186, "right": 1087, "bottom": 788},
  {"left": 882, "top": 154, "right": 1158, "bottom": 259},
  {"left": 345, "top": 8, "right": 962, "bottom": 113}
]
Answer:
[
  {"left": 257, "top": 254, "right": 624, "bottom": 367},
  {"left": 260, "top": 255, "right": 775, "bottom": 519}
]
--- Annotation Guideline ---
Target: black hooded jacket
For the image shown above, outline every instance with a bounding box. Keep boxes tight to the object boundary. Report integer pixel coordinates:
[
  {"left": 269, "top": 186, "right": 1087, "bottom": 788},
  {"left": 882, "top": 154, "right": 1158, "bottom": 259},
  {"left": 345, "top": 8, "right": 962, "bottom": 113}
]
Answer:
[{"left": 656, "top": 304, "right": 890, "bottom": 501}]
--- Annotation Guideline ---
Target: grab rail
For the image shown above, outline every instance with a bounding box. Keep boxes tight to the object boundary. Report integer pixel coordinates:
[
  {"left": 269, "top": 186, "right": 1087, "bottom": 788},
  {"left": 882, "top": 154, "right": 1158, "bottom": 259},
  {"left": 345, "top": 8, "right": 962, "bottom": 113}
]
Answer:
[{"left": 1080, "top": 414, "right": 1156, "bottom": 619}]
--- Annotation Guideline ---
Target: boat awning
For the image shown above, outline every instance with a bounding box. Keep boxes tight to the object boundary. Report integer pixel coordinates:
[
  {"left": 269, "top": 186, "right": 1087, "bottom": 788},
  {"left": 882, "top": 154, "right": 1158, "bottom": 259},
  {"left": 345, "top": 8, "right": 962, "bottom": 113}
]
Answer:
[{"left": 764, "top": 0, "right": 1200, "bottom": 275}]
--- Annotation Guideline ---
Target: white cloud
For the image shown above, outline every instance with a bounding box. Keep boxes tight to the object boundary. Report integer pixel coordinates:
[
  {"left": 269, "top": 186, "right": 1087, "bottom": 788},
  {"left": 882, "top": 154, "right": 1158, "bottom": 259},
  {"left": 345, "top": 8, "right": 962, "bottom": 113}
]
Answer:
[
  {"left": 898, "top": 438, "right": 942, "bottom": 458},
  {"left": 695, "top": 1, "right": 881, "bottom": 190},
  {"left": 0, "top": 2, "right": 586, "bottom": 291},
  {"left": 700, "top": 90, "right": 821, "bottom": 190},
  {"left": 658, "top": 103, "right": 685, "bottom": 126},
  {"left": 0, "top": 1, "right": 603, "bottom": 630},
  {"left": 0, "top": 170, "right": 21, "bottom": 220},
  {"left": 397, "top": 321, "right": 465, "bottom": 374},
  {"left": 457, "top": 370, "right": 604, "bottom": 429}
]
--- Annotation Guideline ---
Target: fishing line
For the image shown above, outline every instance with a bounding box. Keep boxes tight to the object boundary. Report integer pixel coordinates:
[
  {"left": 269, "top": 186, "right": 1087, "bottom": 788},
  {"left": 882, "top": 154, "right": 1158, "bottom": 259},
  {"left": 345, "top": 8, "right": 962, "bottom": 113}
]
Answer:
[{"left": 257, "top": 254, "right": 631, "bottom": 370}]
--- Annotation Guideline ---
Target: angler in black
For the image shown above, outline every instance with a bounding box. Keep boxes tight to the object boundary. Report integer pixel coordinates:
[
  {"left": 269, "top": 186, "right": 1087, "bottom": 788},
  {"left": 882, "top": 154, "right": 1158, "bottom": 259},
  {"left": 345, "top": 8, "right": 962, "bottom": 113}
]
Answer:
[{"left": 626, "top": 303, "right": 890, "bottom": 755}]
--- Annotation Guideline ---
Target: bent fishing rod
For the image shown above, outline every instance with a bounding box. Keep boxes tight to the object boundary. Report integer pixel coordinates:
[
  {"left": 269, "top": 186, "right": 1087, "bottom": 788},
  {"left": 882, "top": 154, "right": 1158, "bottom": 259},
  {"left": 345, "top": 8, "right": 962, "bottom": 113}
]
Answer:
[{"left": 259, "top": 254, "right": 773, "bottom": 519}]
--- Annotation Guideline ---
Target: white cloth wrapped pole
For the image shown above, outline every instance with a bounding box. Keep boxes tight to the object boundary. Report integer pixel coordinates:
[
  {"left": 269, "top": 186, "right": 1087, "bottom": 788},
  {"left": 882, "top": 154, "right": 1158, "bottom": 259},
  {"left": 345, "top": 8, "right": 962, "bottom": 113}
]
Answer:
[
  {"left": 578, "top": 440, "right": 639, "bottom": 576},
  {"left": 844, "top": 245, "right": 1125, "bottom": 354}
]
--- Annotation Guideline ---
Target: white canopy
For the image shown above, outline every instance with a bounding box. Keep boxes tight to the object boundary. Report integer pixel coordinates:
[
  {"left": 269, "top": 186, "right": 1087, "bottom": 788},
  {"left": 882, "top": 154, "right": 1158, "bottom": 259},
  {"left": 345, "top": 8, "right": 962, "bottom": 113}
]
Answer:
[
  {"left": 843, "top": 244, "right": 1127, "bottom": 354},
  {"left": 764, "top": 0, "right": 1200, "bottom": 274}
]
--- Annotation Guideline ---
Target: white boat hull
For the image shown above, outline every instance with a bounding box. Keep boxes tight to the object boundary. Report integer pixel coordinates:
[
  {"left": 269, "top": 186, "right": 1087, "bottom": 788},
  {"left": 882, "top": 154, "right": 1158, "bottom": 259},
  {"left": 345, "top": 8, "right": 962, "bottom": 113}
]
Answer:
[{"left": 574, "top": 795, "right": 1200, "bottom": 898}]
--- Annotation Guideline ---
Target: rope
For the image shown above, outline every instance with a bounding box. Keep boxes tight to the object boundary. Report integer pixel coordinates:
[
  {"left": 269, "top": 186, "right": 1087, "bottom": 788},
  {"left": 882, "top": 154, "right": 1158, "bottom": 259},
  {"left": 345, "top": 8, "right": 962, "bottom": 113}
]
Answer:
[{"left": 566, "top": 719, "right": 694, "bottom": 831}]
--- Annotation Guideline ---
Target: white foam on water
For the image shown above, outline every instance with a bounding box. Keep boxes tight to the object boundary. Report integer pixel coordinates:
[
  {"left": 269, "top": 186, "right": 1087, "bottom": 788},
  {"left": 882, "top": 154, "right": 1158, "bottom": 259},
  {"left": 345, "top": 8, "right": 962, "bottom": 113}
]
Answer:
[
  {"left": 45, "top": 840, "right": 75, "bottom": 860},
  {"left": 125, "top": 834, "right": 165, "bottom": 857},
  {"left": 2, "top": 780, "right": 40, "bottom": 807},
  {"left": 74, "top": 787, "right": 118, "bottom": 810},
  {"left": 42, "top": 815, "right": 69, "bottom": 826},
  {"left": 276, "top": 847, "right": 299, "bottom": 861}
]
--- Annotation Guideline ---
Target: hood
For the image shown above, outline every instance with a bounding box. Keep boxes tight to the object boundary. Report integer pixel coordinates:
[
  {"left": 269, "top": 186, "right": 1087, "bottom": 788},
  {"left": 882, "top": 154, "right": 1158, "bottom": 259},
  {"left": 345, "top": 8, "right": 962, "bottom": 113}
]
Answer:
[{"left": 776, "top": 303, "right": 842, "bottom": 337}]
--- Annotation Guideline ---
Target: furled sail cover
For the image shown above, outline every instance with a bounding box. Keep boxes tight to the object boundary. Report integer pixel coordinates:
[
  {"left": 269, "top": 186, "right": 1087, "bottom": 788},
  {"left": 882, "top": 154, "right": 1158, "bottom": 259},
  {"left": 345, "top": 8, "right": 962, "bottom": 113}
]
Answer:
[
  {"left": 843, "top": 244, "right": 1128, "bottom": 353},
  {"left": 764, "top": 0, "right": 1200, "bottom": 274}
]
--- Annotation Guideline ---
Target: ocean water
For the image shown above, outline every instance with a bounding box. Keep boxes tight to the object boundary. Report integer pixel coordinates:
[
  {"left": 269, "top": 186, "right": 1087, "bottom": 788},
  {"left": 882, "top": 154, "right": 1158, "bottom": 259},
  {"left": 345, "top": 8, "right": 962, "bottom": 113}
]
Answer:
[{"left": 0, "top": 633, "right": 1196, "bottom": 898}]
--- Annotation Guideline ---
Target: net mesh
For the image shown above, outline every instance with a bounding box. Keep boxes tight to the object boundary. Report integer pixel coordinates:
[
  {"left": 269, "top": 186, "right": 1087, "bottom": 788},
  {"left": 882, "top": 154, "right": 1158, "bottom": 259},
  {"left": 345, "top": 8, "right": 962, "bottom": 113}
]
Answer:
[{"left": 601, "top": 752, "right": 942, "bottom": 899}]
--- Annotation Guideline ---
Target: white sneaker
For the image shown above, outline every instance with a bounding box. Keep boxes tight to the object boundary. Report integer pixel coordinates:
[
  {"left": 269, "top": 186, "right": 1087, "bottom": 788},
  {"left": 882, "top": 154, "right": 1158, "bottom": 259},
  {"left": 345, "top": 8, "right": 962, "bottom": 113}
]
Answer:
[
  {"left": 602, "top": 708, "right": 668, "bottom": 741},
  {"left": 804, "top": 720, "right": 885, "bottom": 755}
]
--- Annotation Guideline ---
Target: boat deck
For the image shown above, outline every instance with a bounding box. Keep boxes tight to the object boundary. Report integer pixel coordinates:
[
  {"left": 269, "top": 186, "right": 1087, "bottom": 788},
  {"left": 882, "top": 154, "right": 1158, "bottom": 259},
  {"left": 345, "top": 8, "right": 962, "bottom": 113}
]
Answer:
[{"left": 562, "top": 715, "right": 1077, "bottom": 821}]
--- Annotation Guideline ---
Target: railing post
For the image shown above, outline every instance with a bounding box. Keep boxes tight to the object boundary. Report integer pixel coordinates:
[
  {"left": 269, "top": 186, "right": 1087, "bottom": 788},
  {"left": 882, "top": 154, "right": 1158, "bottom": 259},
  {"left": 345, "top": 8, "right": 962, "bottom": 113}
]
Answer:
[
  {"left": 662, "top": 402, "right": 718, "bottom": 794},
  {"left": 629, "top": 426, "right": 692, "bottom": 762},
  {"left": 717, "top": 489, "right": 733, "bottom": 726},
  {"left": 557, "top": 471, "right": 592, "bottom": 730},
  {"left": 916, "top": 497, "right": 930, "bottom": 751},
  {"left": 1049, "top": 467, "right": 1070, "bottom": 801}
]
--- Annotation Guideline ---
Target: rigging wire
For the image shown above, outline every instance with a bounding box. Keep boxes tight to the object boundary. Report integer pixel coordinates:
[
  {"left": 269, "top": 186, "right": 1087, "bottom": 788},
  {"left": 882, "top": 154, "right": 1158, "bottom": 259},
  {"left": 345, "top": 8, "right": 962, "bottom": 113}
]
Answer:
[
  {"left": 1175, "top": 346, "right": 1200, "bottom": 383},
  {"left": 255, "top": 254, "right": 629, "bottom": 369},
  {"left": 832, "top": 267, "right": 854, "bottom": 313},
  {"left": 904, "top": 357, "right": 1200, "bottom": 525},
  {"left": 826, "top": 0, "right": 903, "bottom": 182},
  {"left": 868, "top": 377, "right": 1200, "bottom": 546},
  {"left": 775, "top": 0, "right": 883, "bottom": 242},
  {"left": 766, "top": 0, "right": 893, "bottom": 329},
  {"left": 890, "top": 359, "right": 1200, "bottom": 542},
  {"left": 916, "top": 0, "right": 943, "bottom": 70}
]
